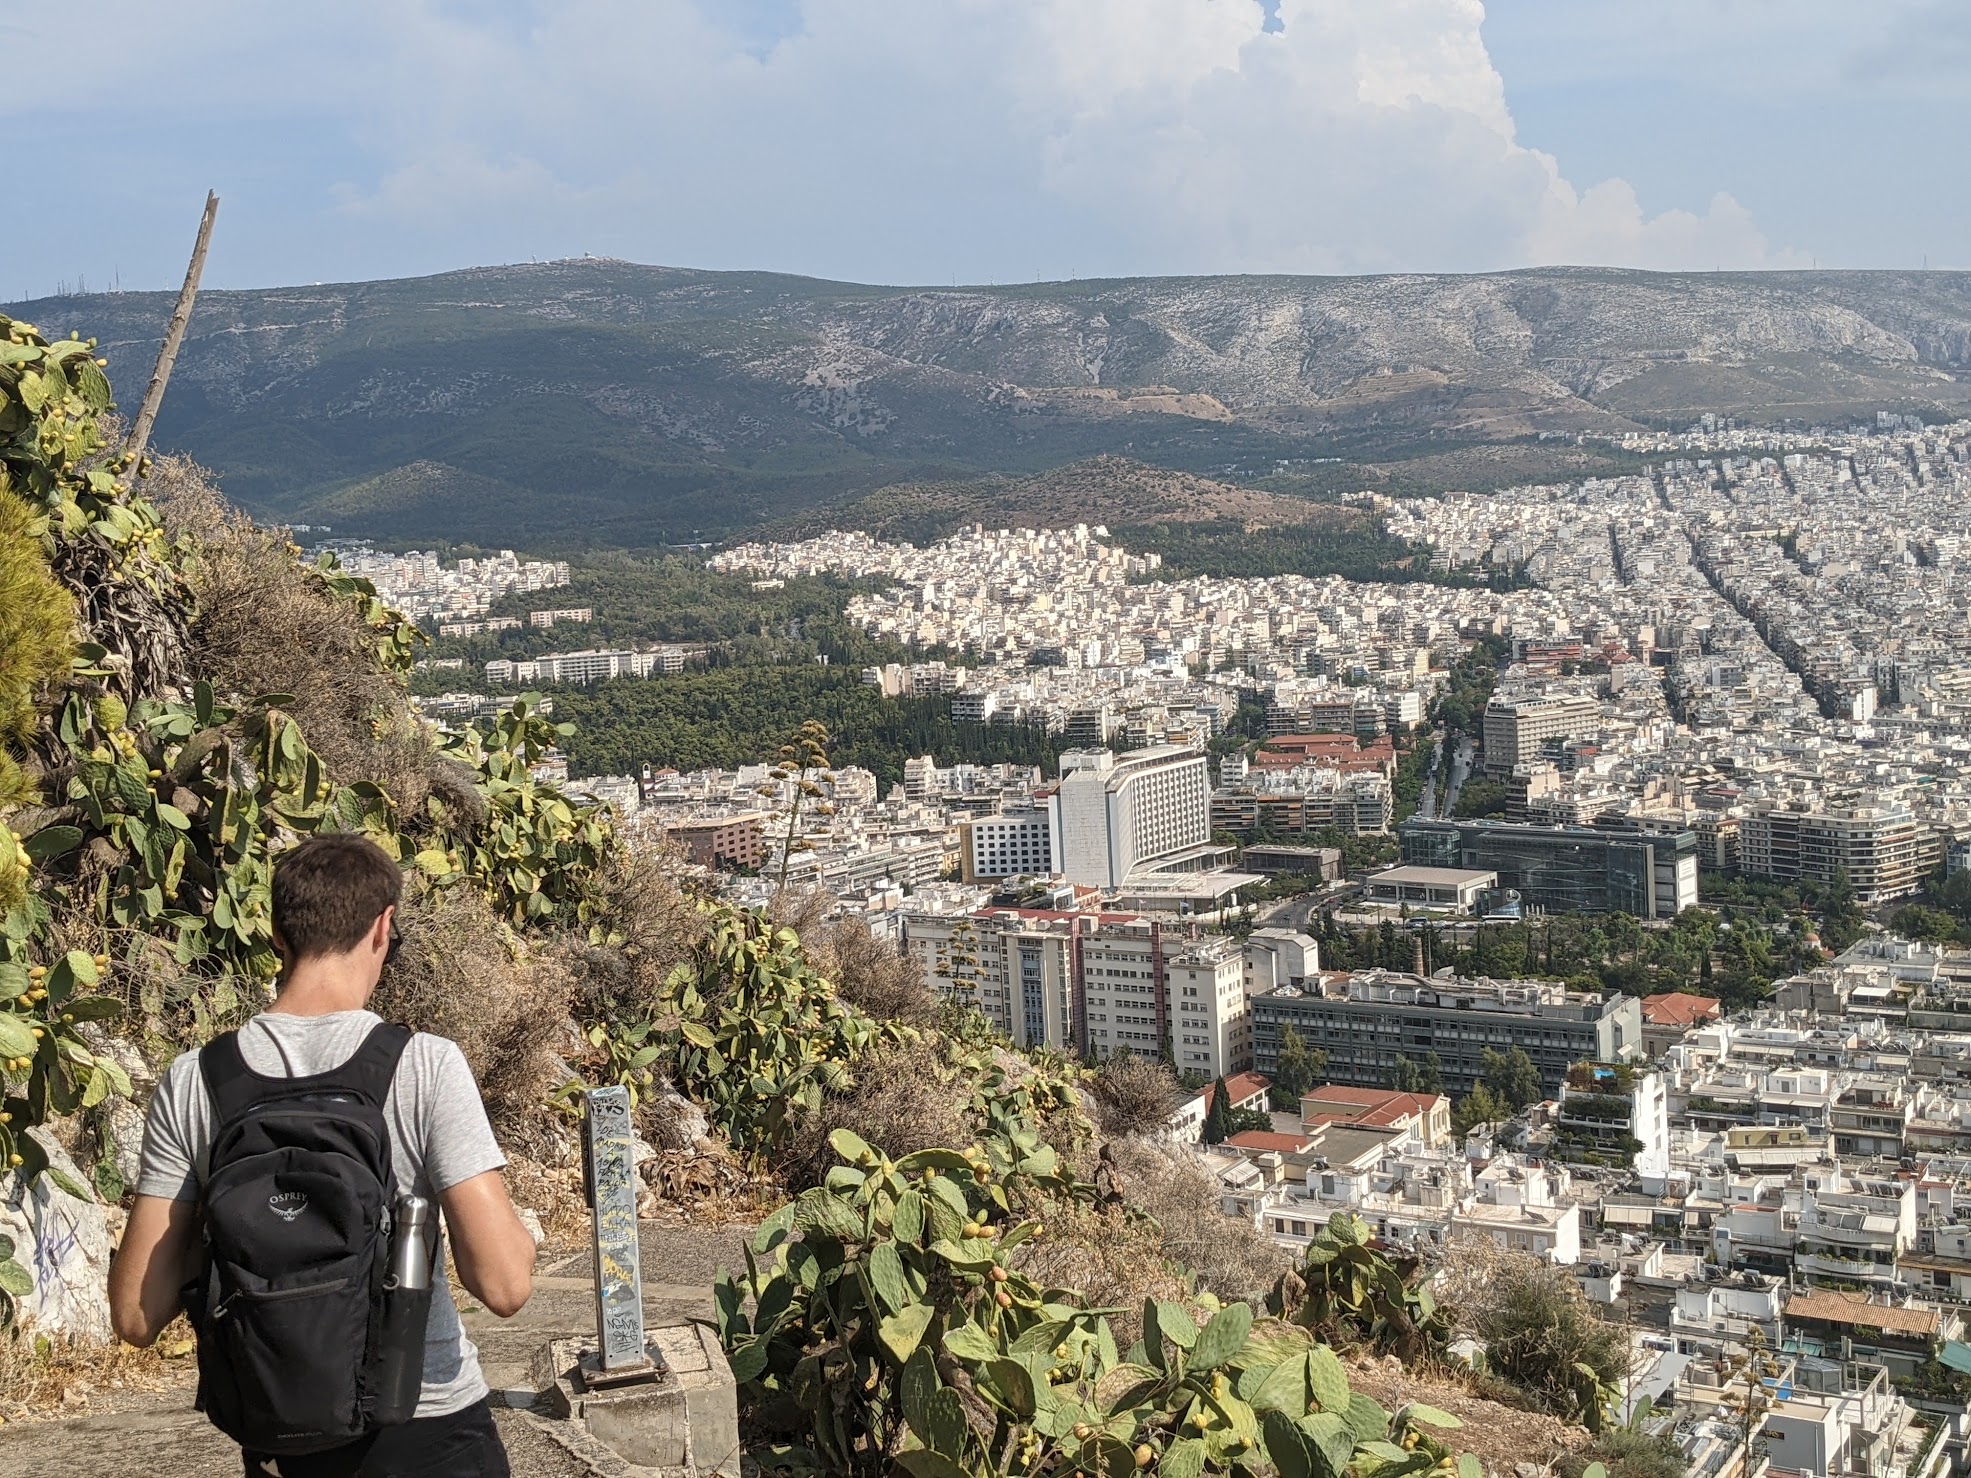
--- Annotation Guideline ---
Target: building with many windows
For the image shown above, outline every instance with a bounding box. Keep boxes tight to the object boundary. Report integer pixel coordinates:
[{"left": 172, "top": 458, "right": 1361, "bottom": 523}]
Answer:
[
  {"left": 901, "top": 906, "right": 1251, "bottom": 1077},
  {"left": 1249, "top": 969, "right": 1641, "bottom": 1097},
  {"left": 959, "top": 809, "right": 1054, "bottom": 882},
  {"left": 1398, "top": 816, "right": 1698, "bottom": 918},
  {"left": 1049, "top": 745, "right": 1218, "bottom": 888},
  {"left": 1481, "top": 692, "right": 1599, "bottom": 775},
  {"left": 1737, "top": 798, "right": 1932, "bottom": 903}
]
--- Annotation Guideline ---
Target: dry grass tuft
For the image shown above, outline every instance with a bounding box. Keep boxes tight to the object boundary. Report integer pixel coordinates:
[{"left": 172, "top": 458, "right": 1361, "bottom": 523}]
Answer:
[
  {"left": 639, "top": 1146, "right": 786, "bottom": 1229},
  {"left": 148, "top": 453, "right": 435, "bottom": 815},
  {"left": 808, "top": 915, "right": 937, "bottom": 1025},
  {"left": 0, "top": 1315, "right": 196, "bottom": 1422},
  {"left": 1085, "top": 1054, "right": 1183, "bottom": 1139},
  {"left": 566, "top": 845, "right": 710, "bottom": 1026},
  {"left": 1008, "top": 1200, "right": 1195, "bottom": 1348},
  {"left": 777, "top": 1036, "right": 971, "bottom": 1188},
  {"left": 501, "top": 1154, "right": 590, "bottom": 1245},
  {"left": 369, "top": 883, "right": 576, "bottom": 1156},
  {"left": 1102, "top": 1137, "right": 1292, "bottom": 1306}
]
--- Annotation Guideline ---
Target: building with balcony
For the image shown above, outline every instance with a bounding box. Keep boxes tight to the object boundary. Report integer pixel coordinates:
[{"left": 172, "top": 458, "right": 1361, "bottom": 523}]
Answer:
[
  {"left": 1782, "top": 1291, "right": 1954, "bottom": 1382},
  {"left": 1482, "top": 692, "right": 1600, "bottom": 776},
  {"left": 1739, "top": 799, "right": 1932, "bottom": 904},
  {"left": 1554, "top": 1063, "right": 1671, "bottom": 1177},
  {"left": 1050, "top": 745, "right": 1219, "bottom": 888},
  {"left": 902, "top": 906, "right": 1252, "bottom": 1077}
]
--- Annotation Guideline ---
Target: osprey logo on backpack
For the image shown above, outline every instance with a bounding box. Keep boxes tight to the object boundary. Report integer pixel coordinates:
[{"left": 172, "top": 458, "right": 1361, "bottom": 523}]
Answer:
[{"left": 267, "top": 1192, "right": 309, "bottom": 1223}]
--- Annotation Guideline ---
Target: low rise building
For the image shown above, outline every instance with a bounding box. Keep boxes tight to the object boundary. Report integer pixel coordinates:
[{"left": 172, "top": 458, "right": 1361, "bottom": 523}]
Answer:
[
  {"left": 1250, "top": 969, "right": 1642, "bottom": 1097},
  {"left": 1362, "top": 865, "right": 1497, "bottom": 914}
]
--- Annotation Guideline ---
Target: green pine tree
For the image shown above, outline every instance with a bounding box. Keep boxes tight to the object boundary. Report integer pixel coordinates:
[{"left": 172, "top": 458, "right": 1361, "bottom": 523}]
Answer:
[{"left": 1203, "top": 1075, "right": 1233, "bottom": 1145}]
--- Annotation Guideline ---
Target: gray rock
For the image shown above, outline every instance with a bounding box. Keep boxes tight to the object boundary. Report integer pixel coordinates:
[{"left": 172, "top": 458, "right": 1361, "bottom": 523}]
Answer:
[
  {"left": 0, "top": 1128, "right": 113, "bottom": 1342},
  {"left": 516, "top": 1207, "right": 546, "bottom": 1249},
  {"left": 649, "top": 1085, "right": 709, "bottom": 1153}
]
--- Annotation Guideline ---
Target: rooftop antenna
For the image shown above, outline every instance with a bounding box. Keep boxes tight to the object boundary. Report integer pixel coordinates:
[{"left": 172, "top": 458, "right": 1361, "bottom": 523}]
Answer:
[{"left": 124, "top": 190, "right": 219, "bottom": 466}]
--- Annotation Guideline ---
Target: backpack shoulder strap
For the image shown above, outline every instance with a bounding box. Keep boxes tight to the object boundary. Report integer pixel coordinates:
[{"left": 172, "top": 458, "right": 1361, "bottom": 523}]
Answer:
[
  {"left": 197, "top": 1030, "right": 259, "bottom": 1127},
  {"left": 197, "top": 1022, "right": 415, "bottom": 1124},
  {"left": 335, "top": 1021, "right": 414, "bottom": 1108}
]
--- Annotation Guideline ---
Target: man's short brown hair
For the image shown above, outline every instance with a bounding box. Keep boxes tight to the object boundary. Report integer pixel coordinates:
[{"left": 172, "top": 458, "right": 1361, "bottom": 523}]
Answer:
[{"left": 272, "top": 834, "right": 403, "bottom": 961}]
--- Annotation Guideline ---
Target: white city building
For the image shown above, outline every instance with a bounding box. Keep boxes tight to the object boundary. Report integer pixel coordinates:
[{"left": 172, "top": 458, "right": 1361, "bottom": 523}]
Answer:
[{"left": 1049, "top": 745, "right": 1214, "bottom": 889}]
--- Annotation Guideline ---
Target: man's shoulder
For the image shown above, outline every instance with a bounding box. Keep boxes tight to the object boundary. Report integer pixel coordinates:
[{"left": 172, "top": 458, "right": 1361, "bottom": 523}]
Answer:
[
  {"left": 157, "top": 1041, "right": 210, "bottom": 1090},
  {"left": 397, "top": 1029, "right": 476, "bottom": 1086}
]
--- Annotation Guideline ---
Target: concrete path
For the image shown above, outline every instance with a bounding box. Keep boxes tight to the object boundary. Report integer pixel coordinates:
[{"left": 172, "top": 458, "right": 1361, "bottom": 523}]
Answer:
[{"left": 0, "top": 1225, "right": 755, "bottom": 1478}]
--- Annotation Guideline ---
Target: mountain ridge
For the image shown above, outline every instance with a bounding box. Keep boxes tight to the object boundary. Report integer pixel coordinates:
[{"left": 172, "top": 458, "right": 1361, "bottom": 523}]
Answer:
[{"left": 12, "top": 259, "right": 1969, "bottom": 547}]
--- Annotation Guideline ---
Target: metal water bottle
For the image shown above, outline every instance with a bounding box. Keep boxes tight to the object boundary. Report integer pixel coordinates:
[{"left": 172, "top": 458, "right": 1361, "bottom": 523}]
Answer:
[
  {"left": 371, "top": 1195, "right": 434, "bottom": 1426},
  {"left": 389, "top": 1196, "right": 432, "bottom": 1291}
]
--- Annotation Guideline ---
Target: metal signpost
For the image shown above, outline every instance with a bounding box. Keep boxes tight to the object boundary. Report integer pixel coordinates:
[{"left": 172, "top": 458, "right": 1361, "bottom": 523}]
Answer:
[{"left": 583, "top": 1085, "right": 656, "bottom": 1378}]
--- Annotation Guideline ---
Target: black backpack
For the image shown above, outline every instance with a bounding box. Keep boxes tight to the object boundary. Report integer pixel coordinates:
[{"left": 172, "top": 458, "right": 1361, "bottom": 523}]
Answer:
[{"left": 183, "top": 1022, "right": 423, "bottom": 1455}]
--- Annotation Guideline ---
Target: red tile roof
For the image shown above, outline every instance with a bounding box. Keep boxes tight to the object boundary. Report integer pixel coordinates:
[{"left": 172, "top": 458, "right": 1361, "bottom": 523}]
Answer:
[
  {"left": 1301, "top": 1086, "right": 1446, "bottom": 1122},
  {"left": 1224, "top": 1130, "right": 1316, "bottom": 1153},
  {"left": 1642, "top": 993, "right": 1722, "bottom": 1027},
  {"left": 1204, "top": 1072, "right": 1272, "bottom": 1111},
  {"left": 1784, "top": 1291, "right": 1938, "bottom": 1337}
]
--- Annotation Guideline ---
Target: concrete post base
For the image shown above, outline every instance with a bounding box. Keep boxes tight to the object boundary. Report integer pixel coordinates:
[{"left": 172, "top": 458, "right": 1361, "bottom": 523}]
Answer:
[{"left": 533, "top": 1323, "right": 740, "bottom": 1477}]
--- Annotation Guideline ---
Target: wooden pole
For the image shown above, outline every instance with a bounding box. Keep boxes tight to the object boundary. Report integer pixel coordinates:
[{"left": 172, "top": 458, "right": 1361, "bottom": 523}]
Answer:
[{"left": 122, "top": 191, "right": 219, "bottom": 466}]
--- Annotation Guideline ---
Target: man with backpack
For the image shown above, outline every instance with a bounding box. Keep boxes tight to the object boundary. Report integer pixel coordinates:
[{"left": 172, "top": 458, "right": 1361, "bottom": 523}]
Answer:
[{"left": 109, "top": 833, "right": 539, "bottom": 1476}]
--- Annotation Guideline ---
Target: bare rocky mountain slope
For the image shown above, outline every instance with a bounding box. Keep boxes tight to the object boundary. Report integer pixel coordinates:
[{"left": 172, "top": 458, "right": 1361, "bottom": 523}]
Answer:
[{"left": 11, "top": 260, "right": 1968, "bottom": 546}]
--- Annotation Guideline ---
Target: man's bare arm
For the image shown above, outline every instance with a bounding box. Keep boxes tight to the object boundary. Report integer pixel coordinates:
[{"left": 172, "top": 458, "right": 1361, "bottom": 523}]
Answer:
[
  {"left": 109, "top": 1195, "right": 201, "bottom": 1347},
  {"left": 441, "top": 1169, "right": 535, "bottom": 1318}
]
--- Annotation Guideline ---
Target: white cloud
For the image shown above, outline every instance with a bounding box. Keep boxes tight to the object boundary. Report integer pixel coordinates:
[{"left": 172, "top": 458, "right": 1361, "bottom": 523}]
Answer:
[{"left": 5, "top": 0, "right": 1802, "bottom": 282}]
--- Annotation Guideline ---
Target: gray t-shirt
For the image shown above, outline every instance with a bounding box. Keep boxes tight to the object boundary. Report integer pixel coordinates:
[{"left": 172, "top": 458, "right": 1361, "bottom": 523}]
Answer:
[{"left": 137, "top": 1009, "right": 507, "bottom": 1419}]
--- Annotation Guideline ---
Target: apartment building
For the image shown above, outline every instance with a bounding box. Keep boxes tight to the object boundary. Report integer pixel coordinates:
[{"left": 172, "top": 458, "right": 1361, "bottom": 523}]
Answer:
[
  {"left": 1210, "top": 770, "right": 1393, "bottom": 836},
  {"left": 1049, "top": 745, "right": 1215, "bottom": 888},
  {"left": 959, "top": 808, "right": 1053, "bottom": 882},
  {"left": 1481, "top": 692, "right": 1599, "bottom": 775},
  {"left": 1164, "top": 933, "right": 1249, "bottom": 1077},
  {"left": 1553, "top": 1064, "right": 1671, "bottom": 1177},
  {"left": 662, "top": 812, "right": 767, "bottom": 871},
  {"left": 901, "top": 906, "right": 1251, "bottom": 1076},
  {"left": 484, "top": 645, "right": 694, "bottom": 686},
  {"left": 1399, "top": 816, "right": 1698, "bottom": 918},
  {"left": 1249, "top": 969, "right": 1642, "bottom": 1097},
  {"left": 1738, "top": 799, "right": 1932, "bottom": 903}
]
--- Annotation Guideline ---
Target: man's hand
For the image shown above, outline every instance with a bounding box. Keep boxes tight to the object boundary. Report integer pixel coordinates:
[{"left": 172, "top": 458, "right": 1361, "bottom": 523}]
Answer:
[
  {"left": 109, "top": 1195, "right": 201, "bottom": 1347},
  {"left": 441, "top": 1170, "right": 536, "bottom": 1318}
]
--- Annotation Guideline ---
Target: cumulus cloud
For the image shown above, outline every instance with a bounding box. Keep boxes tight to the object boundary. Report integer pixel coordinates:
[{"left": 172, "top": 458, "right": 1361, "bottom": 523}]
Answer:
[{"left": 4, "top": 0, "right": 1801, "bottom": 285}]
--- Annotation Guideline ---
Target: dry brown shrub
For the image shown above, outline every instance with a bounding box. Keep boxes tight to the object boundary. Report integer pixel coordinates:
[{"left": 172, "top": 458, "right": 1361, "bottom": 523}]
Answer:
[
  {"left": 639, "top": 1146, "right": 786, "bottom": 1229},
  {"left": 809, "top": 916, "right": 936, "bottom": 1025},
  {"left": 776, "top": 1036, "right": 972, "bottom": 1189},
  {"left": 1086, "top": 1054, "right": 1182, "bottom": 1138},
  {"left": 368, "top": 883, "right": 575, "bottom": 1156},
  {"left": 147, "top": 454, "right": 435, "bottom": 814},
  {"left": 501, "top": 1154, "right": 589, "bottom": 1245},
  {"left": 1008, "top": 1200, "right": 1193, "bottom": 1348},
  {"left": 0, "top": 1315, "right": 194, "bottom": 1421},
  {"left": 565, "top": 845, "right": 710, "bottom": 1025},
  {"left": 1103, "top": 1137, "right": 1291, "bottom": 1306}
]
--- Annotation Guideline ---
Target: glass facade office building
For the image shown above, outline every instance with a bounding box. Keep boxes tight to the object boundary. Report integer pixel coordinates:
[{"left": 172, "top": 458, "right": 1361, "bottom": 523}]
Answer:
[{"left": 1398, "top": 817, "right": 1698, "bottom": 918}]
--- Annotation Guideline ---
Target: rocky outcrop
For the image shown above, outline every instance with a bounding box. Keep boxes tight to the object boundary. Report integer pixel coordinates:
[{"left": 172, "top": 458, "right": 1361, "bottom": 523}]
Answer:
[{"left": 0, "top": 1129, "right": 113, "bottom": 1342}]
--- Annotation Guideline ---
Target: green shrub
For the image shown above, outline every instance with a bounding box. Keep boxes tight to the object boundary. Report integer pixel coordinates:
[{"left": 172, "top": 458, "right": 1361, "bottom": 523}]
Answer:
[{"left": 719, "top": 1128, "right": 1481, "bottom": 1478}]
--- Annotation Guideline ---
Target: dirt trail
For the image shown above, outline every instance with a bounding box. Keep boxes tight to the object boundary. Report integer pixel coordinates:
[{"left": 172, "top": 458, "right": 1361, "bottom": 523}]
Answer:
[{"left": 0, "top": 1226, "right": 753, "bottom": 1478}]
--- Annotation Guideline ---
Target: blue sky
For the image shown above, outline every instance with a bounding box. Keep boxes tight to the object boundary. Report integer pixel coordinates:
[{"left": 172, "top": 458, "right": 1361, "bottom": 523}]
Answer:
[{"left": 4, "top": 0, "right": 1964, "bottom": 298}]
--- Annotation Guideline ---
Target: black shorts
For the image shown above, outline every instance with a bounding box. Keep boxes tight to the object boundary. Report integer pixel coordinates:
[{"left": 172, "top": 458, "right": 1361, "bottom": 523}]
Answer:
[{"left": 240, "top": 1398, "right": 511, "bottom": 1478}]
